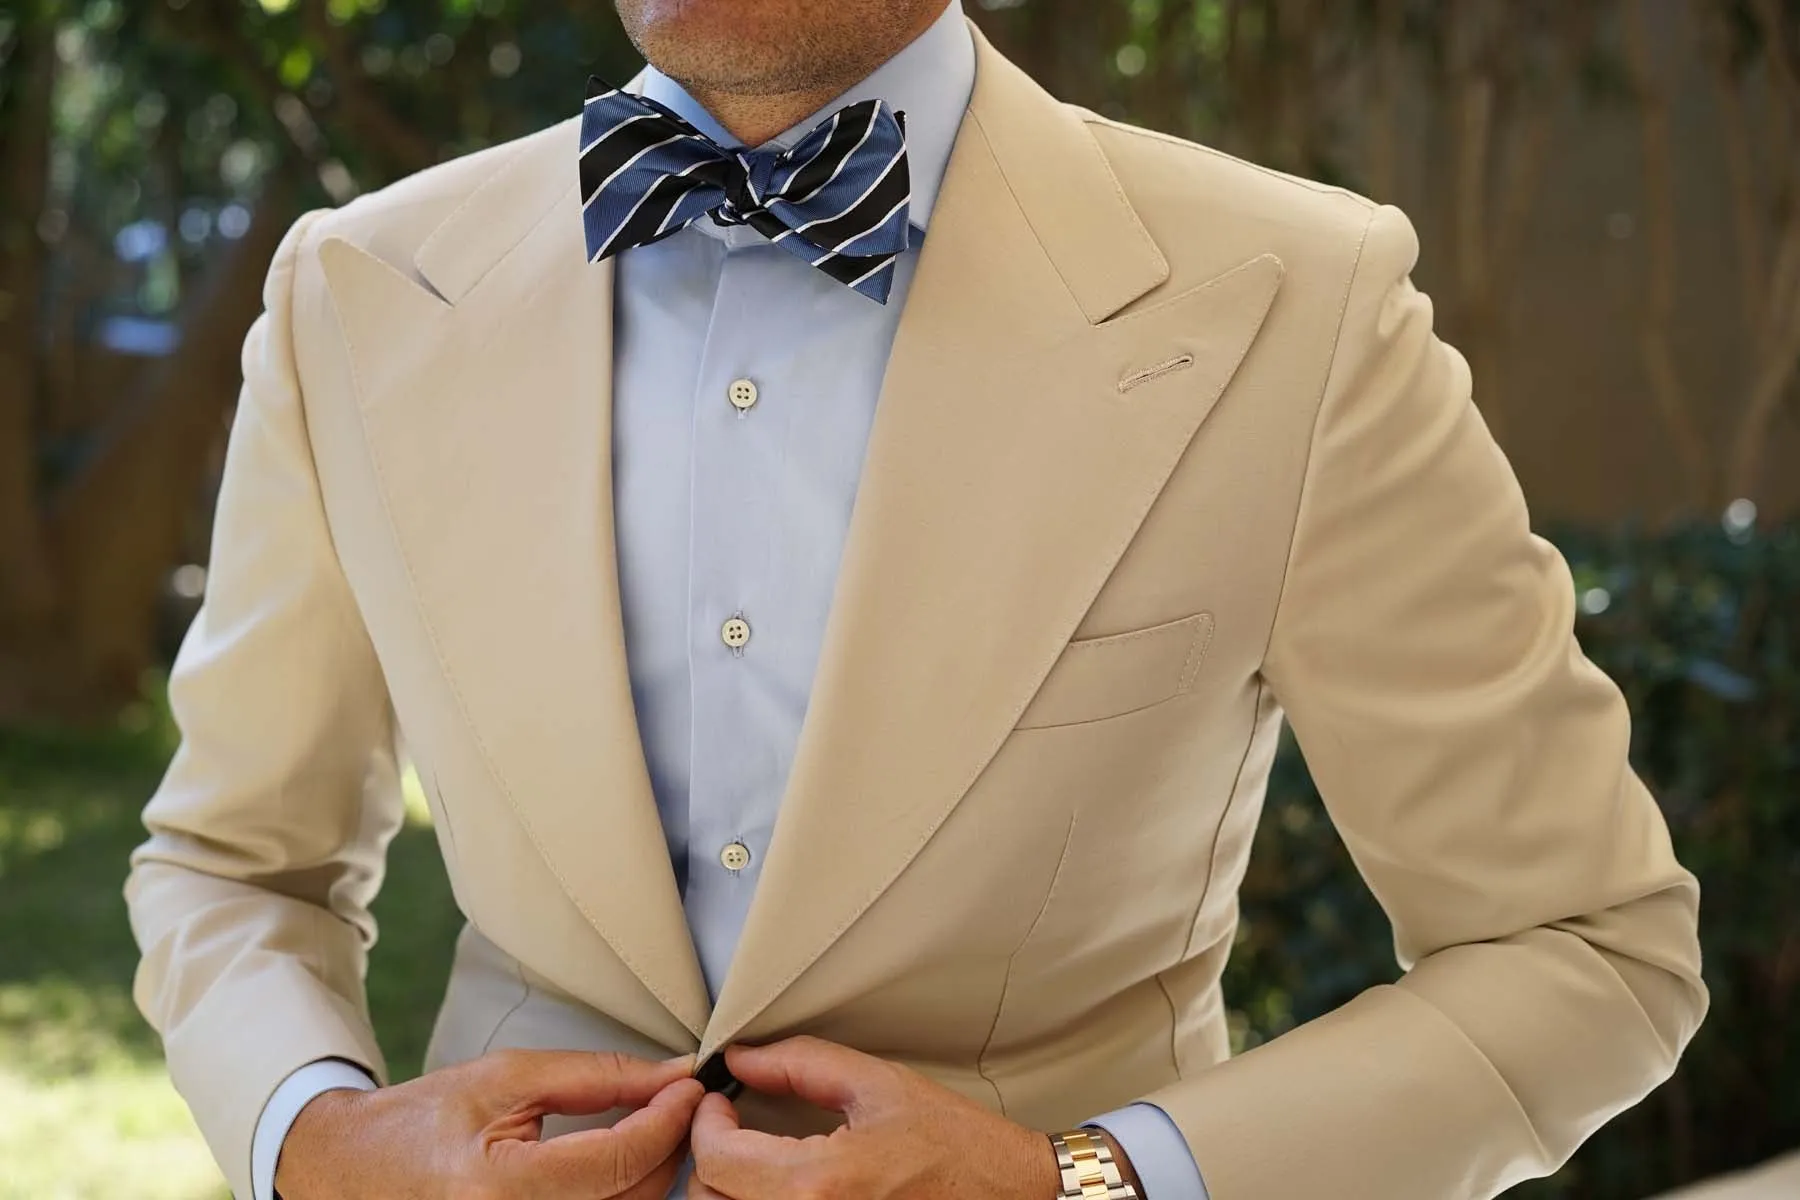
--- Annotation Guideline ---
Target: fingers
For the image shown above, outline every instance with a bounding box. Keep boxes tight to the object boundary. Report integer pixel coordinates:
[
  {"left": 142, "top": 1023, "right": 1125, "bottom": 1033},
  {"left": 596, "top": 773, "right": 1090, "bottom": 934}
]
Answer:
[
  {"left": 691, "top": 1091, "right": 825, "bottom": 1199},
  {"left": 489, "top": 1048, "right": 696, "bottom": 1117},
  {"left": 724, "top": 1036, "right": 899, "bottom": 1115},
  {"left": 613, "top": 1151, "right": 689, "bottom": 1200},
  {"left": 609, "top": 1076, "right": 705, "bottom": 1149},
  {"left": 691, "top": 1089, "right": 744, "bottom": 1143},
  {"left": 521, "top": 1077, "right": 704, "bottom": 1197}
]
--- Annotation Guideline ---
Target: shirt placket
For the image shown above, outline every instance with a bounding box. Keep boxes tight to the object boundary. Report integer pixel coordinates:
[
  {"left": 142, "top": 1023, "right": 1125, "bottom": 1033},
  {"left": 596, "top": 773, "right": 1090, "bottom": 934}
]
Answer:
[{"left": 682, "top": 241, "right": 792, "bottom": 999}]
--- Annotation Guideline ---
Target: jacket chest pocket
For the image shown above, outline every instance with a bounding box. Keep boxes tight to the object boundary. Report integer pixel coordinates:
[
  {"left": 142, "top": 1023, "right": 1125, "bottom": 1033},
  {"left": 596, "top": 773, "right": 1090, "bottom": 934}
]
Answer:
[{"left": 1015, "top": 611, "right": 1215, "bottom": 730}]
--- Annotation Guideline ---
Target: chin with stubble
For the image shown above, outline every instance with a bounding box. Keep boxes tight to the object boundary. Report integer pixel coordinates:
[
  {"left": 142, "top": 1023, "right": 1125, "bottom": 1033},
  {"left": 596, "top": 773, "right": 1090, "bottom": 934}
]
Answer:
[{"left": 612, "top": 0, "right": 949, "bottom": 96}]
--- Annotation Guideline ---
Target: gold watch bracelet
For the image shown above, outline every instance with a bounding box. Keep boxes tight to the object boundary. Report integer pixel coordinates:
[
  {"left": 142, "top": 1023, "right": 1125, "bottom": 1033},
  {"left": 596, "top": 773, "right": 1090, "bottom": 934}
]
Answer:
[{"left": 1047, "top": 1128, "right": 1141, "bottom": 1200}]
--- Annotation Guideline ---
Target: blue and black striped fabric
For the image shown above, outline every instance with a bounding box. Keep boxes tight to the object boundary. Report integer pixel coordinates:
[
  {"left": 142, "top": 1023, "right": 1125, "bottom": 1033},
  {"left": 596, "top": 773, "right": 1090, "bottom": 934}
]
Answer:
[{"left": 579, "top": 80, "right": 913, "bottom": 303}]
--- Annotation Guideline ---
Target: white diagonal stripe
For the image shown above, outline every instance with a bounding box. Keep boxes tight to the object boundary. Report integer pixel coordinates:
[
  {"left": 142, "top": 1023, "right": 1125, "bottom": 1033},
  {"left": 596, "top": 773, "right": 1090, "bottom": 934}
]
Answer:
[
  {"left": 650, "top": 158, "right": 726, "bottom": 237},
  {"left": 771, "top": 107, "right": 849, "bottom": 194},
  {"left": 812, "top": 194, "right": 909, "bottom": 261},
  {"left": 583, "top": 132, "right": 697, "bottom": 212},
  {"left": 766, "top": 146, "right": 903, "bottom": 250},
  {"left": 792, "top": 149, "right": 905, "bottom": 239},
  {"left": 592, "top": 164, "right": 717, "bottom": 260},
  {"left": 580, "top": 110, "right": 659, "bottom": 158},
  {"left": 844, "top": 255, "right": 896, "bottom": 292},
  {"left": 782, "top": 106, "right": 881, "bottom": 208}
]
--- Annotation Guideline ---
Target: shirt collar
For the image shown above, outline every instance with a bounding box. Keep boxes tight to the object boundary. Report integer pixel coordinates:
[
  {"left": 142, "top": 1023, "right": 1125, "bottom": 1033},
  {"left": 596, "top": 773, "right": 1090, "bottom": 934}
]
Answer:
[{"left": 635, "top": 0, "right": 973, "bottom": 237}]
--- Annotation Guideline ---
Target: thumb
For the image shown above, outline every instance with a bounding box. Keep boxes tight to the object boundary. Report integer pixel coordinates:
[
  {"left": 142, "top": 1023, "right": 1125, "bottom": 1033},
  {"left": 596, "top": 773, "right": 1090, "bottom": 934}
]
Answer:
[
  {"left": 690, "top": 1088, "right": 744, "bottom": 1146},
  {"left": 724, "top": 1036, "right": 901, "bottom": 1115},
  {"left": 526, "top": 1078, "right": 704, "bottom": 1193},
  {"left": 491, "top": 1049, "right": 695, "bottom": 1116}
]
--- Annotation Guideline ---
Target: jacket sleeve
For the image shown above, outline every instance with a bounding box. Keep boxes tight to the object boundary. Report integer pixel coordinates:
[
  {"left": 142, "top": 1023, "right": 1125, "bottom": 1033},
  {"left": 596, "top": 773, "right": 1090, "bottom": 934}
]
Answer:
[
  {"left": 1143, "top": 204, "right": 1708, "bottom": 1199},
  {"left": 124, "top": 208, "right": 402, "bottom": 1200}
]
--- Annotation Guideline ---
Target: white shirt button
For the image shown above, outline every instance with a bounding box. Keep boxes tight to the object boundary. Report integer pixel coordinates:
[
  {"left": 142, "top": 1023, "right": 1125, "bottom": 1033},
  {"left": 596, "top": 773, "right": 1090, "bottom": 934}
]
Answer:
[
  {"left": 720, "top": 842, "right": 752, "bottom": 871},
  {"left": 720, "top": 616, "right": 751, "bottom": 649},
  {"left": 727, "top": 378, "right": 759, "bottom": 412}
]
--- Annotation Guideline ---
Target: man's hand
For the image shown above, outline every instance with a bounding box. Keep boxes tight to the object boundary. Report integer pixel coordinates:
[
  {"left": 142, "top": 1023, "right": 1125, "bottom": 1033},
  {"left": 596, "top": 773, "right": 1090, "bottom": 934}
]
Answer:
[
  {"left": 689, "top": 1036, "right": 1100, "bottom": 1200},
  {"left": 274, "top": 1049, "right": 703, "bottom": 1200}
]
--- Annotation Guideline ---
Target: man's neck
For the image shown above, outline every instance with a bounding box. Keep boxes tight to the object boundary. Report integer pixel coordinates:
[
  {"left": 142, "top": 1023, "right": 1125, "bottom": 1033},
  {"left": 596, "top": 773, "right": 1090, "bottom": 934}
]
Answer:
[
  {"left": 675, "top": 3, "right": 950, "bottom": 147},
  {"left": 679, "top": 83, "right": 858, "bottom": 149}
]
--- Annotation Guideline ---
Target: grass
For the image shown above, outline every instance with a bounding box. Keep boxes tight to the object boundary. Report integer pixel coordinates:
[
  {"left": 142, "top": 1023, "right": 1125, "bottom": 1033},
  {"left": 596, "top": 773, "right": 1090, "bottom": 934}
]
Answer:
[{"left": 0, "top": 695, "right": 463, "bottom": 1199}]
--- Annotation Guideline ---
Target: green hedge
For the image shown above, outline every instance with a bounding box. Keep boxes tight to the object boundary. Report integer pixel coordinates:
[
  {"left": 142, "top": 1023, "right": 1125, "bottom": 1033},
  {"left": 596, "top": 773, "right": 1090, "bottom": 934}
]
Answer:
[{"left": 1226, "top": 519, "right": 1800, "bottom": 1198}]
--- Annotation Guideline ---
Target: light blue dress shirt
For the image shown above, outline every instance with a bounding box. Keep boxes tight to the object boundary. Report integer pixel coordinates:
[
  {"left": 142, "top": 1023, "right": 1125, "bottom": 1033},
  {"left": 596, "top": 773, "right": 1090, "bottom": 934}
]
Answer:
[{"left": 251, "top": 5, "right": 1208, "bottom": 1198}]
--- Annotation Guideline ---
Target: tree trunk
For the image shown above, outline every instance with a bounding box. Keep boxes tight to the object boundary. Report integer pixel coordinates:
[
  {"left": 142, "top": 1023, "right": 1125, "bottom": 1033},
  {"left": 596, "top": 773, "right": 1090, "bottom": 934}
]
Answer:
[
  {"left": 1364, "top": 0, "right": 1405, "bottom": 204},
  {"left": 1448, "top": 3, "right": 1503, "bottom": 436},
  {"left": 1727, "top": 218, "right": 1800, "bottom": 499},
  {"left": 0, "top": 174, "right": 301, "bottom": 721},
  {"left": 1270, "top": 0, "right": 1320, "bottom": 173},
  {"left": 0, "top": 11, "right": 59, "bottom": 642},
  {"left": 1624, "top": 0, "right": 1716, "bottom": 508}
]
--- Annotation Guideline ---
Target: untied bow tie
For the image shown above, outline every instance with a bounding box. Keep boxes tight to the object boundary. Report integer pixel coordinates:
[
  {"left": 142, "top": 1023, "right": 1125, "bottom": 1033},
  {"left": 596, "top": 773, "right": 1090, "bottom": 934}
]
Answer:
[{"left": 579, "top": 80, "right": 913, "bottom": 303}]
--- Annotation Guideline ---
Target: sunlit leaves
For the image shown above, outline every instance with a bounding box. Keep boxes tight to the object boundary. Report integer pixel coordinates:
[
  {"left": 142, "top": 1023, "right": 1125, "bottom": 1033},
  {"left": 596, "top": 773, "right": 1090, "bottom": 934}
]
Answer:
[{"left": 276, "top": 42, "right": 312, "bottom": 86}]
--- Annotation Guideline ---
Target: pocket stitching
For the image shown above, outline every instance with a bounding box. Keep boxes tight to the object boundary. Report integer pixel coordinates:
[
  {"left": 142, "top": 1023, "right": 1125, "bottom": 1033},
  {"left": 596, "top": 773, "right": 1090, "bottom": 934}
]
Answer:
[
  {"left": 1061, "top": 610, "right": 1209, "bottom": 654},
  {"left": 1019, "top": 611, "right": 1216, "bottom": 730},
  {"left": 1176, "top": 614, "right": 1216, "bottom": 694}
]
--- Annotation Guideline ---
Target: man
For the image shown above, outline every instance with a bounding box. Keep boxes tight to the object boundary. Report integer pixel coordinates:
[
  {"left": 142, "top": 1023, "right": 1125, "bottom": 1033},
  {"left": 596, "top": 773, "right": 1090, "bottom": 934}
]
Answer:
[{"left": 126, "top": 1, "right": 1708, "bottom": 1197}]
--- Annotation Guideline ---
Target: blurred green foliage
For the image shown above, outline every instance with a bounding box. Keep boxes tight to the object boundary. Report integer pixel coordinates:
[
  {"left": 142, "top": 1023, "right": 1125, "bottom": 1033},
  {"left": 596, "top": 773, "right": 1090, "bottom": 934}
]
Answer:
[
  {"left": 1229, "top": 517, "right": 1800, "bottom": 1197},
  {"left": 2, "top": 0, "right": 642, "bottom": 332},
  {"left": 0, "top": 700, "right": 464, "bottom": 1080},
  {"left": 0, "top": 699, "right": 462, "bottom": 1198}
]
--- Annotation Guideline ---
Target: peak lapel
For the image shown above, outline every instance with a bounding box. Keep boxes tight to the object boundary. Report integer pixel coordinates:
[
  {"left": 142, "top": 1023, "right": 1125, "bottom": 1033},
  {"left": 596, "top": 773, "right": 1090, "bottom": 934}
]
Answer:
[
  {"left": 316, "top": 124, "right": 711, "bottom": 1040},
  {"left": 701, "top": 34, "right": 1284, "bottom": 1053}
]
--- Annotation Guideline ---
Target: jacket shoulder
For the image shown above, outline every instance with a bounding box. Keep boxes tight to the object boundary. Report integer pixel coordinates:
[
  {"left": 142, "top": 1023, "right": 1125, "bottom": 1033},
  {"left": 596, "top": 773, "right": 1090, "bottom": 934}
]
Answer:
[
  {"left": 300, "top": 116, "right": 579, "bottom": 268},
  {"left": 1077, "top": 109, "right": 1382, "bottom": 291}
]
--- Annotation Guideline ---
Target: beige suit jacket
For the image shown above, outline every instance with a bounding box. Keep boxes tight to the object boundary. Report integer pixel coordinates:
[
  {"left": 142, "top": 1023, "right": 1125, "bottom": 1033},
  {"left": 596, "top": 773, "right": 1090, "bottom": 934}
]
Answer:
[{"left": 127, "top": 26, "right": 1707, "bottom": 1200}]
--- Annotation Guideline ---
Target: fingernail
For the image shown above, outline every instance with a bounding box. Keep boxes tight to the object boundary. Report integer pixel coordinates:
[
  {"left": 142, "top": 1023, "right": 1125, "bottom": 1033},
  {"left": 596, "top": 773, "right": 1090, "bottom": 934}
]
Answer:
[{"left": 664, "top": 1053, "right": 697, "bottom": 1068}]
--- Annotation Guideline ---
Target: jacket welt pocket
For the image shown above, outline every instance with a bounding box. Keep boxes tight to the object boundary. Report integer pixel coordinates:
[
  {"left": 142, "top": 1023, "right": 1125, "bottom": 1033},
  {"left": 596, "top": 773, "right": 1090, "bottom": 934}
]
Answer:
[{"left": 1015, "top": 611, "right": 1215, "bottom": 730}]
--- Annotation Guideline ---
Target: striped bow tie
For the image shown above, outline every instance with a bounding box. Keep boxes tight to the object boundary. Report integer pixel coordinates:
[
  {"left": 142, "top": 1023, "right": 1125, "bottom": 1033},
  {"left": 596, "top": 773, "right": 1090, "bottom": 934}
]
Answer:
[{"left": 579, "top": 80, "right": 912, "bottom": 303}]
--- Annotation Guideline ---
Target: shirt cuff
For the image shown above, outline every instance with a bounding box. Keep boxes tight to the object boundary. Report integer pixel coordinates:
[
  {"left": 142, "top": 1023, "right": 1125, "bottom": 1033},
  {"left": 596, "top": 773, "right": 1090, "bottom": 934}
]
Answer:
[
  {"left": 1085, "top": 1102, "right": 1211, "bottom": 1200},
  {"left": 250, "top": 1058, "right": 378, "bottom": 1200}
]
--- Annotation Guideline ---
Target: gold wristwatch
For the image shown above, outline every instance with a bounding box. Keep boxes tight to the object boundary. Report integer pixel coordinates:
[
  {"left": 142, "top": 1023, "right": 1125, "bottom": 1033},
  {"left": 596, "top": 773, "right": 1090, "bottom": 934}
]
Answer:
[{"left": 1048, "top": 1128, "right": 1141, "bottom": 1199}]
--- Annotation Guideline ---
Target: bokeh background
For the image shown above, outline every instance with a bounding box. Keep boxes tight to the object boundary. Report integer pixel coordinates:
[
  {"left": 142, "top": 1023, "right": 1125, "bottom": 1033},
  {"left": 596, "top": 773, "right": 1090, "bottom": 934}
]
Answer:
[{"left": 1, "top": 1, "right": 1797, "bottom": 1197}]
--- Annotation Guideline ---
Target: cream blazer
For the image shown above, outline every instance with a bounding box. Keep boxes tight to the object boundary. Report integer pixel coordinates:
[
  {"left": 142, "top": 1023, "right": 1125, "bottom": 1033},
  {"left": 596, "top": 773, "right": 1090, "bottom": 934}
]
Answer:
[{"left": 127, "top": 26, "right": 1707, "bottom": 1200}]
